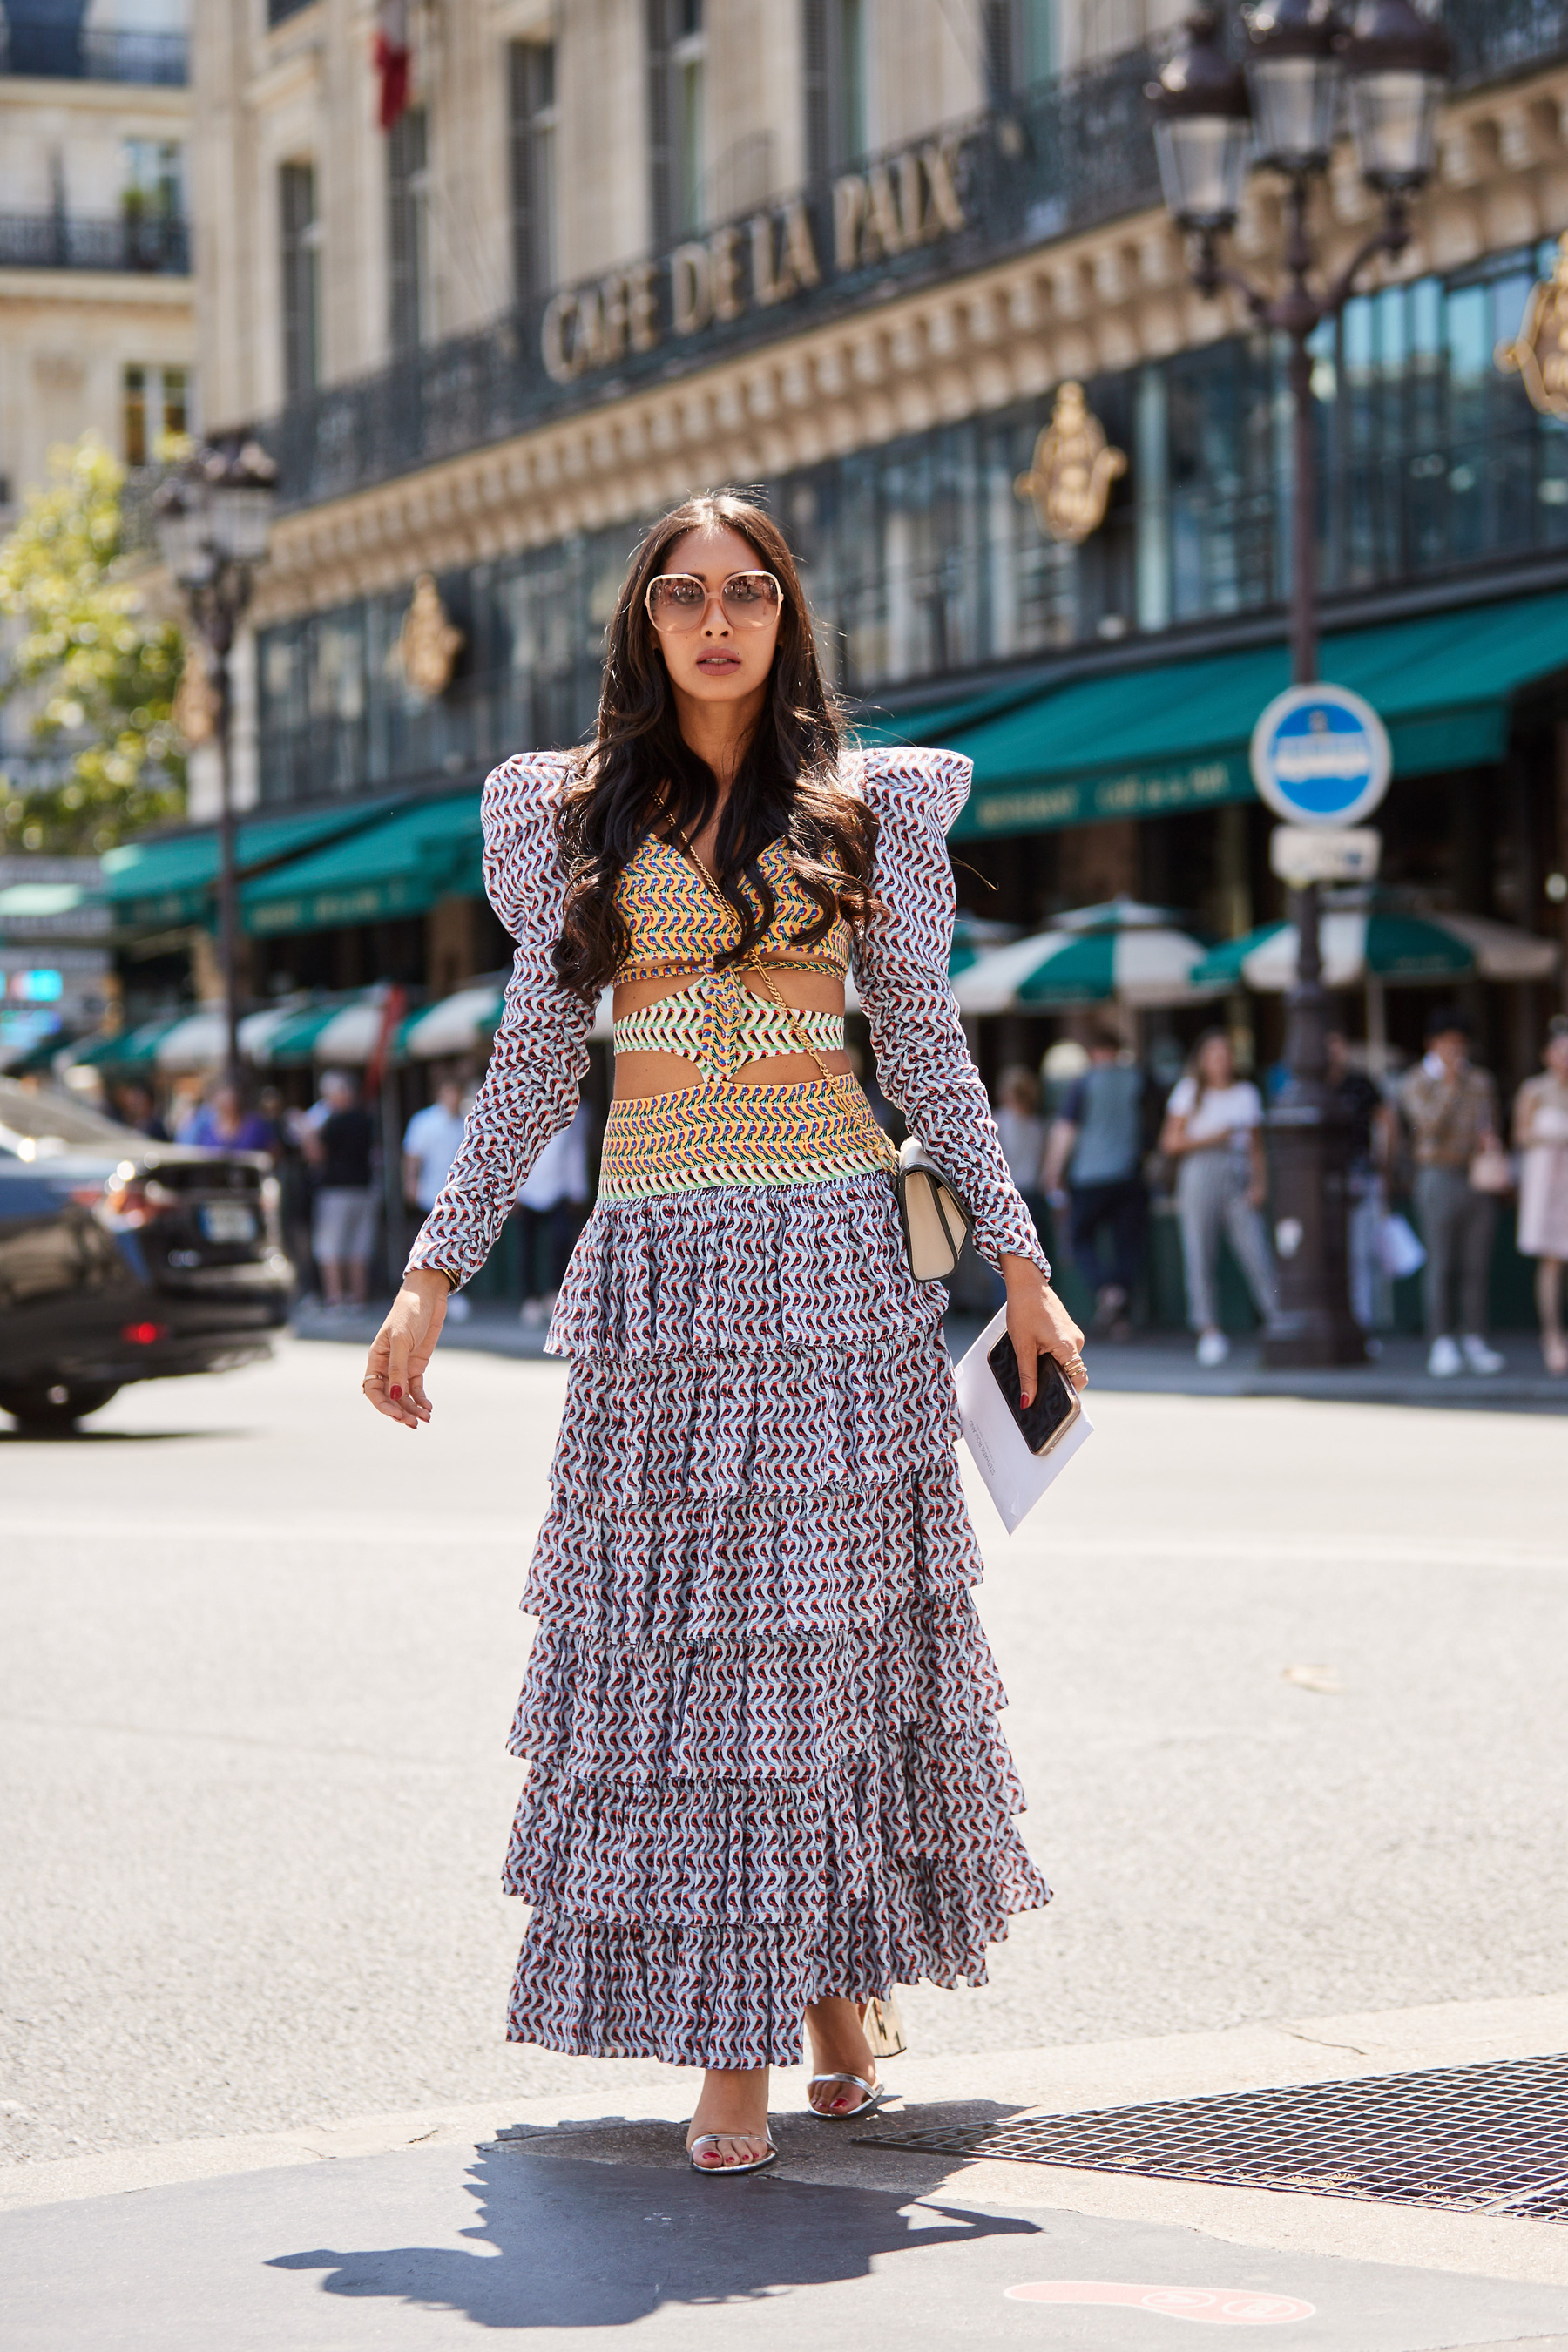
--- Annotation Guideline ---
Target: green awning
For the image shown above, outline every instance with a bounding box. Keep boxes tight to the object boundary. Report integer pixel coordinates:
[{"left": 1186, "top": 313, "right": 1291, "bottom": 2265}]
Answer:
[
  {"left": 850, "top": 680, "right": 1044, "bottom": 750},
  {"left": 70, "top": 1017, "right": 186, "bottom": 1067},
  {"left": 240, "top": 791, "right": 484, "bottom": 936},
  {"left": 949, "top": 588, "right": 1568, "bottom": 840},
  {"left": 98, "top": 801, "right": 398, "bottom": 929}
]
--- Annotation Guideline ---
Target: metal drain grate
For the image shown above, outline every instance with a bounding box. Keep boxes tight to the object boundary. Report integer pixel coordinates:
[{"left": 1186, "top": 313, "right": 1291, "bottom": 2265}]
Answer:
[{"left": 856, "top": 2052, "right": 1568, "bottom": 2220}]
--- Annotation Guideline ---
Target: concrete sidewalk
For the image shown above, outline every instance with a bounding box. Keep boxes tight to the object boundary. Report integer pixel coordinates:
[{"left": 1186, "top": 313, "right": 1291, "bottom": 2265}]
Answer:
[
  {"left": 294, "top": 1297, "right": 1568, "bottom": 1409},
  {"left": 6, "top": 1997, "right": 1568, "bottom": 2350}
]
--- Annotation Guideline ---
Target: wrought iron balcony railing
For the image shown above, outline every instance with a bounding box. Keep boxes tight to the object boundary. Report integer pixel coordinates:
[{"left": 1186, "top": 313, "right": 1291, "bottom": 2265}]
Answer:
[
  {"left": 0, "top": 13, "right": 188, "bottom": 85},
  {"left": 0, "top": 210, "right": 190, "bottom": 274},
  {"left": 261, "top": 0, "right": 1568, "bottom": 513},
  {"left": 1448, "top": 0, "right": 1568, "bottom": 85}
]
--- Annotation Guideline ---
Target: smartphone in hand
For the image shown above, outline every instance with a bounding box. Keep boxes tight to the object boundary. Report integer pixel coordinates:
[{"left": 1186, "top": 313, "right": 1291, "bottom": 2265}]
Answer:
[{"left": 987, "top": 1331, "right": 1082, "bottom": 1457}]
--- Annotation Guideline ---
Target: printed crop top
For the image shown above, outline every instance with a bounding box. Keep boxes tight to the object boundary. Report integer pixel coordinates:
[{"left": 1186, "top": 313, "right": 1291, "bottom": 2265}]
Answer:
[
  {"left": 404, "top": 745, "right": 1052, "bottom": 1287},
  {"left": 612, "top": 832, "right": 852, "bottom": 983}
]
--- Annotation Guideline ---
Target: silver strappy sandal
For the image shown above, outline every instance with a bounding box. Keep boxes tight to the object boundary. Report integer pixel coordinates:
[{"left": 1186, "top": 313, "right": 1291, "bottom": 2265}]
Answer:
[
  {"left": 807, "top": 2072, "right": 890, "bottom": 2122},
  {"left": 686, "top": 2132, "right": 778, "bottom": 2176}
]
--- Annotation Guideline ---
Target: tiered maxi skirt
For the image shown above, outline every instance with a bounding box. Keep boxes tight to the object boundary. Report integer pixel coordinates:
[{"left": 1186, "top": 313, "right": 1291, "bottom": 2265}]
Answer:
[{"left": 501, "top": 1162, "right": 1051, "bottom": 2070}]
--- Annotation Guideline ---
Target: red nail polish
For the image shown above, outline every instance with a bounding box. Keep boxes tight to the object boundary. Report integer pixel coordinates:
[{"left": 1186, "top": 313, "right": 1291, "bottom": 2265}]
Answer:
[{"left": 389, "top": 1385, "right": 402, "bottom": 1399}]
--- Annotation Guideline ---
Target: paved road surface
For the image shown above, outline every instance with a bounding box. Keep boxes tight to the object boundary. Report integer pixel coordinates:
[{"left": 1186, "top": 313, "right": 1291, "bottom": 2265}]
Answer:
[{"left": 3, "top": 1339, "right": 1566, "bottom": 2169}]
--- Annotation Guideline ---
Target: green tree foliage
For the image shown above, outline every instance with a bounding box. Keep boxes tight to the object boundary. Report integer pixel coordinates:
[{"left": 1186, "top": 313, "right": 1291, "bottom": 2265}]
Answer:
[{"left": 0, "top": 435, "right": 186, "bottom": 854}]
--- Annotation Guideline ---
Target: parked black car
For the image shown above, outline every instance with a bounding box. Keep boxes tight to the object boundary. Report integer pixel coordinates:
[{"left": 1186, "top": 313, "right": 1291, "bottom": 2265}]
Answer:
[{"left": 0, "top": 1078, "right": 292, "bottom": 1432}]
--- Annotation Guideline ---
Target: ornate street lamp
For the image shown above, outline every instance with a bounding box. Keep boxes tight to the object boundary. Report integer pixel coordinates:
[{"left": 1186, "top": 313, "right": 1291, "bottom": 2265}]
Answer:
[
  {"left": 1151, "top": 8, "right": 1253, "bottom": 234},
  {"left": 153, "top": 437, "right": 277, "bottom": 1086},
  {"left": 1151, "top": 1, "right": 1450, "bottom": 1369}
]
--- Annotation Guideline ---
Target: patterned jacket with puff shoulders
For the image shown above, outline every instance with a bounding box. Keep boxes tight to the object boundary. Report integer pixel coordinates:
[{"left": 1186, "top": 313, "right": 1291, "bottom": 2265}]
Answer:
[{"left": 406, "top": 745, "right": 1051, "bottom": 1288}]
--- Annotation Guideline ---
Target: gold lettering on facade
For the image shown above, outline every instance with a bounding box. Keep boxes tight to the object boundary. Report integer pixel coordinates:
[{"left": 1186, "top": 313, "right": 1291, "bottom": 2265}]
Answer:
[
  {"left": 1497, "top": 232, "right": 1568, "bottom": 418},
  {"left": 540, "top": 139, "right": 957, "bottom": 379},
  {"left": 920, "top": 136, "right": 966, "bottom": 235},
  {"left": 542, "top": 288, "right": 579, "bottom": 382},
  {"left": 832, "top": 136, "right": 966, "bottom": 271},
  {"left": 833, "top": 174, "right": 865, "bottom": 271},
  {"left": 781, "top": 199, "right": 821, "bottom": 288},
  {"left": 707, "top": 224, "right": 744, "bottom": 321},
  {"left": 862, "top": 164, "right": 908, "bottom": 261},
  {"left": 671, "top": 241, "right": 711, "bottom": 335},
  {"left": 1015, "top": 382, "right": 1128, "bottom": 545},
  {"left": 627, "top": 260, "right": 660, "bottom": 352},
  {"left": 395, "top": 572, "right": 464, "bottom": 700}
]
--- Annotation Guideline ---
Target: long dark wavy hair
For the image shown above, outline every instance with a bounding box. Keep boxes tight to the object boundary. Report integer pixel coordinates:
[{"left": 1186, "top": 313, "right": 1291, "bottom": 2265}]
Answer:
[{"left": 551, "top": 491, "right": 882, "bottom": 1001}]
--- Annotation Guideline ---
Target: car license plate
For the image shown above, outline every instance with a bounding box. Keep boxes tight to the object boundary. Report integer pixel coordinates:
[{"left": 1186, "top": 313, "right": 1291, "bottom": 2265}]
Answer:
[{"left": 199, "top": 1202, "right": 257, "bottom": 1243}]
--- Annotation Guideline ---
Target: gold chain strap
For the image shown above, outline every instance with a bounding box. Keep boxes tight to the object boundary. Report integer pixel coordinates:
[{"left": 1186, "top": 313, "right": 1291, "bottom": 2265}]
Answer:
[{"left": 652, "top": 794, "right": 900, "bottom": 1175}]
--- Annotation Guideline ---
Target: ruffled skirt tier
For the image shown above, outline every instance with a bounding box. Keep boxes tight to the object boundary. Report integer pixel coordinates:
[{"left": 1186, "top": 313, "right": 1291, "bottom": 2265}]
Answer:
[{"left": 506, "top": 1166, "right": 1050, "bottom": 2069}]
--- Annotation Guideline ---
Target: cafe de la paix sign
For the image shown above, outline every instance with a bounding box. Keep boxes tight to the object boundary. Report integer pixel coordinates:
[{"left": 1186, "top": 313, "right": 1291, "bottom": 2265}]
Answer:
[{"left": 542, "top": 133, "right": 967, "bottom": 386}]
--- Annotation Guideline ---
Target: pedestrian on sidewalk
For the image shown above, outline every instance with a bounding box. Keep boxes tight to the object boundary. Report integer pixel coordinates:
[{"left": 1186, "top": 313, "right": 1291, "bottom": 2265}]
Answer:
[
  {"left": 305, "top": 1069, "right": 377, "bottom": 1312},
  {"left": 1043, "top": 1025, "right": 1147, "bottom": 1340},
  {"left": 1327, "top": 1030, "right": 1396, "bottom": 1335},
  {"left": 993, "top": 1065, "right": 1049, "bottom": 1255},
  {"left": 1159, "top": 1029, "right": 1276, "bottom": 1369},
  {"left": 511, "top": 1090, "right": 592, "bottom": 1325},
  {"left": 1399, "top": 1009, "right": 1505, "bottom": 1379},
  {"left": 1512, "top": 1014, "right": 1568, "bottom": 1375},
  {"left": 362, "top": 491, "right": 1083, "bottom": 2179},
  {"left": 403, "top": 1075, "right": 472, "bottom": 1323},
  {"left": 187, "top": 1079, "right": 279, "bottom": 1159}
]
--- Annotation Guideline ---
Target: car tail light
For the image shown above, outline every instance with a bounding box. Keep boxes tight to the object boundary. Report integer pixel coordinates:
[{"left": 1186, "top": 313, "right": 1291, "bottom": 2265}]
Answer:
[{"left": 121, "top": 1321, "right": 166, "bottom": 1346}]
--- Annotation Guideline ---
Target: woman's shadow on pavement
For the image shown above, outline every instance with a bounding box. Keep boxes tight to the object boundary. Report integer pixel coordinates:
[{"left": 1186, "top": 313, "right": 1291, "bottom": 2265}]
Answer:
[{"left": 268, "top": 2126, "right": 1039, "bottom": 2331}]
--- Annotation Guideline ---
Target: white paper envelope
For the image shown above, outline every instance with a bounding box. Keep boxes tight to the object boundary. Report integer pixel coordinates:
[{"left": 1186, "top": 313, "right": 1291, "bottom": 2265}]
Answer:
[{"left": 954, "top": 1305, "right": 1094, "bottom": 1534}]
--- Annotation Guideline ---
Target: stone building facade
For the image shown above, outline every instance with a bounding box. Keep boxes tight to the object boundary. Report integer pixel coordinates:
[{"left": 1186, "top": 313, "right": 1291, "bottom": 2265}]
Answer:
[
  {"left": 0, "top": 1, "right": 193, "bottom": 514},
  {"left": 173, "top": 0, "right": 1568, "bottom": 1094}
]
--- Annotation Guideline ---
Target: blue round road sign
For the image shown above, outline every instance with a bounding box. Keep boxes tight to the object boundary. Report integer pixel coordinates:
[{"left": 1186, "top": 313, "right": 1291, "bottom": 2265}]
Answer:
[{"left": 1249, "top": 684, "right": 1392, "bottom": 828}]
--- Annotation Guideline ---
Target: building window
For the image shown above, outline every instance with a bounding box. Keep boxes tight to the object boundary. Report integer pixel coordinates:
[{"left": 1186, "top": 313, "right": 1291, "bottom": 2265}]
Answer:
[
  {"left": 387, "top": 105, "right": 429, "bottom": 356},
  {"left": 803, "top": 0, "right": 867, "bottom": 183},
  {"left": 984, "top": 0, "right": 1056, "bottom": 99},
  {"left": 122, "top": 137, "right": 184, "bottom": 265},
  {"left": 509, "top": 40, "right": 558, "bottom": 302},
  {"left": 279, "top": 161, "right": 321, "bottom": 398},
  {"left": 123, "top": 365, "right": 190, "bottom": 466},
  {"left": 647, "top": 0, "right": 706, "bottom": 245},
  {"left": 124, "top": 366, "right": 147, "bottom": 467}
]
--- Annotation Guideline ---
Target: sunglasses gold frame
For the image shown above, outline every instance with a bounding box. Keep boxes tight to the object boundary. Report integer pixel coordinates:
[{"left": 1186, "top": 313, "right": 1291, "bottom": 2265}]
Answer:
[{"left": 644, "top": 570, "right": 785, "bottom": 632}]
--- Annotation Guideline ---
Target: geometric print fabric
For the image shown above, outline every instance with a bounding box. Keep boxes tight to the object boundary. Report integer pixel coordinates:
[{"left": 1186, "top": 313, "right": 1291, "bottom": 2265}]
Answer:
[{"left": 402, "top": 742, "right": 1056, "bottom": 2069}]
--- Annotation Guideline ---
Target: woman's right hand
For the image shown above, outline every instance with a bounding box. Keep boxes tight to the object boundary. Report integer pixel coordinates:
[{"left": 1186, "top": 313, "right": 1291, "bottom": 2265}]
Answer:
[{"left": 362, "top": 1267, "right": 451, "bottom": 1429}]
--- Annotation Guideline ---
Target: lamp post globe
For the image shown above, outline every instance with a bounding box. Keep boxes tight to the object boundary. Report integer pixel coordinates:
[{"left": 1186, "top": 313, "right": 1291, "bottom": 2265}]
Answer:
[
  {"left": 205, "top": 440, "right": 278, "bottom": 567},
  {"left": 1339, "top": 0, "right": 1450, "bottom": 193},
  {"left": 1243, "top": 0, "right": 1344, "bottom": 179},
  {"left": 152, "top": 476, "right": 215, "bottom": 591},
  {"left": 1149, "top": 8, "right": 1254, "bottom": 235}
]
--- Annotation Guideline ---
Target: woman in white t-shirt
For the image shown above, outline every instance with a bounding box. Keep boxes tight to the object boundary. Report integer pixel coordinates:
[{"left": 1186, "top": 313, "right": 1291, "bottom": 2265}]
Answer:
[{"left": 1159, "top": 1030, "right": 1276, "bottom": 1368}]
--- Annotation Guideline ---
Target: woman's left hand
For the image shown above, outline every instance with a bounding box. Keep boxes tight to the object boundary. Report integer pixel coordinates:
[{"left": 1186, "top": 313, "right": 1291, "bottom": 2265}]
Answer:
[{"left": 998, "top": 1255, "right": 1086, "bottom": 1406}]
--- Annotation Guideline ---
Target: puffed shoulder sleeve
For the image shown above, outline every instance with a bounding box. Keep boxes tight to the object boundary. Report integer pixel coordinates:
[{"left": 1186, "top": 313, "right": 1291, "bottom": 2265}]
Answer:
[
  {"left": 405, "top": 753, "right": 593, "bottom": 1288},
  {"left": 849, "top": 745, "right": 1050, "bottom": 1277}
]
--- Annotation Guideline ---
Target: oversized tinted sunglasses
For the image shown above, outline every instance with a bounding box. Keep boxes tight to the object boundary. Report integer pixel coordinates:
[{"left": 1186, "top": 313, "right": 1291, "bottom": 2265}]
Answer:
[{"left": 645, "top": 570, "right": 784, "bottom": 632}]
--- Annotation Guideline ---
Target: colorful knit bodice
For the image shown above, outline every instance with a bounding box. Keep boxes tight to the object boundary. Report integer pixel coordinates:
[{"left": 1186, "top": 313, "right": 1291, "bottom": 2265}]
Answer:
[
  {"left": 612, "top": 834, "right": 852, "bottom": 983},
  {"left": 613, "top": 974, "right": 844, "bottom": 1083},
  {"left": 406, "top": 746, "right": 1052, "bottom": 1274}
]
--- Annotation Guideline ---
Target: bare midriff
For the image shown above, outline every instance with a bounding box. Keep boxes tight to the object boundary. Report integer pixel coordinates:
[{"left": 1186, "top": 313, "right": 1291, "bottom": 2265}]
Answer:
[{"left": 612, "top": 961, "right": 850, "bottom": 1099}]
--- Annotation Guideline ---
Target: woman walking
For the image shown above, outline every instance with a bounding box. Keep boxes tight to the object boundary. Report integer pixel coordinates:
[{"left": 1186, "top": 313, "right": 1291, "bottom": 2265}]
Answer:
[
  {"left": 362, "top": 494, "right": 1084, "bottom": 2174},
  {"left": 1159, "top": 1029, "right": 1276, "bottom": 1368},
  {"left": 1513, "top": 1015, "right": 1568, "bottom": 1374}
]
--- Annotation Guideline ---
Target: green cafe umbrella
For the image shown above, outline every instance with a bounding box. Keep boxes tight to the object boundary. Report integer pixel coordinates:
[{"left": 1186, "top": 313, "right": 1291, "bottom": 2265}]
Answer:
[
  {"left": 953, "top": 898, "right": 1219, "bottom": 1012},
  {"left": 1192, "top": 909, "right": 1559, "bottom": 992}
]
